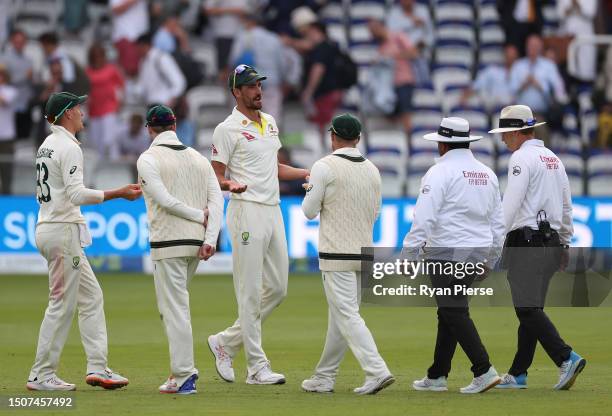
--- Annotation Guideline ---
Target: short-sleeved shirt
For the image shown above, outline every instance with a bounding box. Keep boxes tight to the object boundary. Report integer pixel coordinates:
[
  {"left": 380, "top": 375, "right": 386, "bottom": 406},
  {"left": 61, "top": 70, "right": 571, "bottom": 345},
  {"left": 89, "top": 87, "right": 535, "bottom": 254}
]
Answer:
[
  {"left": 211, "top": 107, "right": 281, "bottom": 205},
  {"left": 305, "top": 41, "right": 338, "bottom": 98}
]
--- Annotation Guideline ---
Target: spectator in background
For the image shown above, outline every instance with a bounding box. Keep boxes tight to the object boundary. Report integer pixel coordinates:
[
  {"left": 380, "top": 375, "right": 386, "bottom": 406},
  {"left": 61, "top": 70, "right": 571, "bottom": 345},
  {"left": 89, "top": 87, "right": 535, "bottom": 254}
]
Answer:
[
  {"left": 150, "top": 0, "right": 191, "bottom": 29},
  {"left": 38, "top": 32, "right": 76, "bottom": 85},
  {"left": 291, "top": 15, "right": 342, "bottom": 148},
  {"left": 386, "top": 0, "right": 434, "bottom": 60},
  {"left": 0, "top": 65, "right": 17, "bottom": 194},
  {"left": 460, "top": 44, "right": 519, "bottom": 112},
  {"left": 497, "top": 0, "right": 543, "bottom": 56},
  {"left": 153, "top": 13, "right": 191, "bottom": 54},
  {"left": 174, "top": 96, "right": 196, "bottom": 147},
  {"left": 110, "top": 0, "right": 150, "bottom": 77},
  {"left": 278, "top": 148, "right": 305, "bottom": 195},
  {"left": 230, "top": 13, "right": 287, "bottom": 122},
  {"left": 86, "top": 43, "right": 124, "bottom": 160},
  {"left": 510, "top": 35, "right": 567, "bottom": 124},
  {"left": 118, "top": 113, "right": 150, "bottom": 159},
  {"left": 135, "top": 33, "right": 186, "bottom": 107},
  {"left": 63, "top": 0, "right": 89, "bottom": 35},
  {"left": 368, "top": 19, "right": 418, "bottom": 138},
  {"left": 203, "top": 0, "right": 251, "bottom": 80},
  {"left": 557, "top": 0, "right": 597, "bottom": 82},
  {"left": 0, "top": 29, "right": 34, "bottom": 139}
]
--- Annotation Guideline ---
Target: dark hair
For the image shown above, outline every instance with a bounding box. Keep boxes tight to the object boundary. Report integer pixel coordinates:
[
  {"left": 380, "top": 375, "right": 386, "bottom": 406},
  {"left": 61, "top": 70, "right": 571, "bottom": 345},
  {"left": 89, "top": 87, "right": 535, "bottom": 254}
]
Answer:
[
  {"left": 39, "top": 32, "right": 58, "bottom": 45},
  {"left": 10, "top": 28, "right": 26, "bottom": 38},
  {"left": 310, "top": 21, "right": 328, "bottom": 36},
  {"left": 136, "top": 33, "right": 153, "bottom": 45},
  {"left": 149, "top": 124, "right": 175, "bottom": 134},
  {"left": 87, "top": 43, "right": 106, "bottom": 67},
  {"left": 446, "top": 142, "right": 470, "bottom": 150}
]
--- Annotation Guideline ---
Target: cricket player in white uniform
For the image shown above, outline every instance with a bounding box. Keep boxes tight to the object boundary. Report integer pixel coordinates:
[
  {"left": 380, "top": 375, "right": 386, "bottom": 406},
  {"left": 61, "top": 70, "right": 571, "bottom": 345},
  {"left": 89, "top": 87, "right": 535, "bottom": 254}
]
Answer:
[
  {"left": 207, "top": 65, "right": 309, "bottom": 385},
  {"left": 27, "top": 92, "right": 141, "bottom": 391},
  {"left": 137, "top": 105, "right": 224, "bottom": 394},
  {"left": 404, "top": 117, "right": 505, "bottom": 394},
  {"left": 489, "top": 105, "right": 585, "bottom": 391},
  {"left": 301, "top": 114, "right": 395, "bottom": 395}
]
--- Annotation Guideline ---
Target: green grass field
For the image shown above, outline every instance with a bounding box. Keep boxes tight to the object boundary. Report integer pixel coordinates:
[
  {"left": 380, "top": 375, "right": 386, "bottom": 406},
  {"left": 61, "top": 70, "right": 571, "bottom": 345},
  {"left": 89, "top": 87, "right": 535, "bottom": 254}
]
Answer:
[{"left": 1, "top": 273, "right": 611, "bottom": 415}]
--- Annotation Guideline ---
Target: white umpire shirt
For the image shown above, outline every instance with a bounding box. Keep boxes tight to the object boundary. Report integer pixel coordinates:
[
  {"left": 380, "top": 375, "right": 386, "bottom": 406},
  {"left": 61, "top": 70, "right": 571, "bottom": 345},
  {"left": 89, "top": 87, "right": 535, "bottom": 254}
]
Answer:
[
  {"left": 503, "top": 139, "right": 573, "bottom": 245},
  {"left": 403, "top": 148, "right": 505, "bottom": 265}
]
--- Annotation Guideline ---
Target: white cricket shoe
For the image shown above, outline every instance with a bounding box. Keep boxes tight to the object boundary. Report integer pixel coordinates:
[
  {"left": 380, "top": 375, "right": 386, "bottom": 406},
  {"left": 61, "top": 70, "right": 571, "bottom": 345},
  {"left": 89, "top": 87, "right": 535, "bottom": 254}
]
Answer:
[
  {"left": 460, "top": 366, "right": 501, "bottom": 394},
  {"left": 353, "top": 374, "right": 395, "bottom": 395},
  {"left": 207, "top": 334, "right": 235, "bottom": 382},
  {"left": 301, "top": 375, "right": 334, "bottom": 393},
  {"left": 26, "top": 376, "right": 76, "bottom": 391},
  {"left": 412, "top": 376, "right": 448, "bottom": 391},
  {"left": 158, "top": 374, "right": 198, "bottom": 394},
  {"left": 246, "top": 363, "right": 286, "bottom": 385},
  {"left": 85, "top": 368, "right": 129, "bottom": 390}
]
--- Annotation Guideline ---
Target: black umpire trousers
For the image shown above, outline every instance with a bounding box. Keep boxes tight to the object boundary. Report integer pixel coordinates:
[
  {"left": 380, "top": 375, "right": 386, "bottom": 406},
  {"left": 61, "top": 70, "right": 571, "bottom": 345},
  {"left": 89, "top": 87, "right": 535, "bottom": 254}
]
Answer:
[
  {"left": 426, "top": 261, "right": 491, "bottom": 379},
  {"left": 504, "top": 229, "right": 572, "bottom": 376}
]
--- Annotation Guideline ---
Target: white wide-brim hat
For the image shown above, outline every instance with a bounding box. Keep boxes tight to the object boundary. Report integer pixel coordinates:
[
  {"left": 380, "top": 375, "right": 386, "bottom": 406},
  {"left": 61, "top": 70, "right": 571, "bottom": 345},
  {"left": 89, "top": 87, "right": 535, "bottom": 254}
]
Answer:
[
  {"left": 488, "top": 104, "right": 546, "bottom": 133},
  {"left": 423, "top": 117, "right": 482, "bottom": 143},
  {"left": 291, "top": 6, "right": 318, "bottom": 30}
]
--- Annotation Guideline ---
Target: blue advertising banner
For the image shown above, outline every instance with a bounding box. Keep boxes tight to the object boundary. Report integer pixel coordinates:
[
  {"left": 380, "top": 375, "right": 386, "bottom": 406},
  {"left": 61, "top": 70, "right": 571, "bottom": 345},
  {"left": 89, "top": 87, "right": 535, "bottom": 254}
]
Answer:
[{"left": 1, "top": 196, "right": 611, "bottom": 257}]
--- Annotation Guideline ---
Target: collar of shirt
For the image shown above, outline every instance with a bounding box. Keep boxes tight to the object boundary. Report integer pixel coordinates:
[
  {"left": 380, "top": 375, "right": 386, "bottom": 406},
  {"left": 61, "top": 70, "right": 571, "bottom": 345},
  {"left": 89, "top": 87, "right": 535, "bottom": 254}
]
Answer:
[
  {"left": 231, "top": 107, "right": 269, "bottom": 136},
  {"left": 50, "top": 125, "right": 80, "bottom": 145},
  {"left": 150, "top": 130, "right": 182, "bottom": 147},
  {"left": 434, "top": 148, "right": 473, "bottom": 164},
  {"left": 332, "top": 147, "right": 362, "bottom": 157},
  {"left": 520, "top": 138, "right": 544, "bottom": 149}
]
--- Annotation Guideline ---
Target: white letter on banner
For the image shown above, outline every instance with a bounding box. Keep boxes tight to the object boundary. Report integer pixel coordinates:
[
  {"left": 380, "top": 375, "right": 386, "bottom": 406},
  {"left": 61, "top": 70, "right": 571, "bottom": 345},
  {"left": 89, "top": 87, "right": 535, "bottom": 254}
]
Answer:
[
  {"left": 289, "top": 205, "right": 318, "bottom": 258},
  {"left": 85, "top": 212, "right": 106, "bottom": 240},
  {"left": 3, "top": 212, "right": 26, "bottom": 249},
  {"left": 139, "top": 213, "right": 149, "bottom": 249},
  {"left": 27, "top": 213, "right": 37, "bottom": 248},
  {"left": 572, "top": 204, "right": 593, "bottom": 247},
  {"left": 374, "top": 205, "right": 397, "bottom": 247},
  {"left": 107, "top": 213, "right": 137, "bottom": 250},
  {"left": 595, "top": 203, "right": 612, "bottom": 246}
]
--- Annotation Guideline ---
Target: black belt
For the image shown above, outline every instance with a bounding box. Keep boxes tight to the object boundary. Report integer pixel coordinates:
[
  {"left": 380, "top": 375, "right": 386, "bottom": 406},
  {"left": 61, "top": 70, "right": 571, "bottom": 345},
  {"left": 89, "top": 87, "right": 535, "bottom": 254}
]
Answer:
[
  {"left": 506, "top": 228, "right": 559, "bottom": 247},
  {"left": 319, "top": 252, "right": 374, "bottom": 261},
  {"left": 150, "top": 239, "right": 203, "bottom": 249}
]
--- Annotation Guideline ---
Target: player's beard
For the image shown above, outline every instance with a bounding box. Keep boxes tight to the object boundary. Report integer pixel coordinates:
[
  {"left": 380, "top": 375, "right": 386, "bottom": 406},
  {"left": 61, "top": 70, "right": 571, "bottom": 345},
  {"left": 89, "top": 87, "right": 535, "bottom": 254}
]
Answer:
[{"left": 247, "top": 95, "right": 263, "bottom": 110}]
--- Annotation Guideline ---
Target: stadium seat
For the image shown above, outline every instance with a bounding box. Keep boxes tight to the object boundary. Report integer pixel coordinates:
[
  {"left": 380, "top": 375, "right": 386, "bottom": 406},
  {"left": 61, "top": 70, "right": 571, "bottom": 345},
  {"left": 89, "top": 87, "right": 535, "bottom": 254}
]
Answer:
[
  {"left": 368, "top": 153, "right": 406, "bottom": 197},
  {"left": 431, "top": 64, "right": 471, "bottom": 95},
  {"left": 435, "top": 22, "right": 475, "bottom": 46},
  {"left": 450, "top": 106, "right": 489, "bottom": 133},
  {"left": 14, "top": 11, "right": 54, "bottom": 38},
  {"left": 320, "top": 1, "right": 344, "bottom": 22},
  {"left": 478, "top": 44, "right": 505, "bottom": 66},
  {"left": 542, "top": 4, "right": 560, "bottom": 36},
  {"left": 478, "top": 3, "right": 500, "bottom": 24},
  {"left": 412, "top": 109, "right": 444, "bottom": 133},
  {"left": 441, "top": 84, "right": 472, "bottom": 113},
  {"left": 10, "top": 161, "right": 34, "bottom": 195},
  {"left": 434, "top": 40, "right": 474, "bottom": 68},
  {"left": 406, "top": 172, "right": 426, "bottom": 197},
  {"left": 191, "top": 42, "right": 218, "bottom": 81},
  {"left": 196, "top": 128, "right": 215, "bottom": 152},
  {"left": 349, "top": 1, "right": 386, "bottom": 21},
  {"left": 581, "top": 110, "right": 599, "bottom": 145},
  {"left": 186, "top": 85, "right": 228, "bottom": 122},
  {"left": 327, "top": 23, "right": 348, "bottom": 49},
  {"left": 434, "top": 1, "right": 474, "bottom": 23},
  {"left": 479, "top": 22, "right": 505, "bottom": 45},
  {"left": 368, "top": 129, "right": 409, "bottom": 156}
]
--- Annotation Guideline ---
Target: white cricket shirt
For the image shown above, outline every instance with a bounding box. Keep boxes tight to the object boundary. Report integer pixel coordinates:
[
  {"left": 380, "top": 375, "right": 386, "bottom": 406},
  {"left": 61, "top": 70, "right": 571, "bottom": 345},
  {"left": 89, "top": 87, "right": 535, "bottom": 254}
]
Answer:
[
  {"left": 503, "top": 139, "right": 573, "bottom": 245},
  {"left": 211, "top": 107, "right": 281, "bottom": 206},
  {"left": 403, "top": 148, "right": 505, "bottom": 264},
  {"left": 36, "top": 125, "right": 104, "bottom": 225}
]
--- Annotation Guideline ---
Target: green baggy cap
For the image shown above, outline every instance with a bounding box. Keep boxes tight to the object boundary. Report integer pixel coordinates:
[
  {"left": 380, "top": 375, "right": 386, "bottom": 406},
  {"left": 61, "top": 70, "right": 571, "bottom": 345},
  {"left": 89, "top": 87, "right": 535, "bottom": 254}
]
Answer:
[
  {"left": 228, "top": 64, "right": 267, "bottom": 90},
  {"left": 44, "top": 92, "right": 87, "bottom": 124},
  {"left": 329, "top": 113, "right": 362, "bottom": 140},
  {"left": 146, "top": 104, "right": 177, "bottom": 127}
]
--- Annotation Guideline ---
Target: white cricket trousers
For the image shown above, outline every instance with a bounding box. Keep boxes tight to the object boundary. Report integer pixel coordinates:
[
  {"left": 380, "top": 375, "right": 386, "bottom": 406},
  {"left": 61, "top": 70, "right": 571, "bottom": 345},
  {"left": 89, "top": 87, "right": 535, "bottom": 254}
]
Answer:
[
  {"left": 216, "top": 199, "right": 288, "bottom": 376},
  {"left": 153, "top": 257, "right": 200, "bottom": 385},
  {"left": 314, "top": 271, "right": 390, "bottom": 381},
  {"left": 29, "top": 223, "right": 107, "bottom": 382}
]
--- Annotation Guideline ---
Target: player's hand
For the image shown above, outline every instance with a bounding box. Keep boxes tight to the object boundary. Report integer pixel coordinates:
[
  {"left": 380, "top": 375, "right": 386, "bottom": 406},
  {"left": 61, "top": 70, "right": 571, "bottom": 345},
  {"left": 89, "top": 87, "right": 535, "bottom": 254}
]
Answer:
[
  {"left": 203, "top": 208, "right": 209, "bottom": 228},
  {"left": 228, "top": 181, "right": 247, "bottom": 193},
  {"left": 121, "top": 184, "right": 142, "bottom": 200},
  {"left": 198, "top": 244, "right": 216, "bottom": 261}
]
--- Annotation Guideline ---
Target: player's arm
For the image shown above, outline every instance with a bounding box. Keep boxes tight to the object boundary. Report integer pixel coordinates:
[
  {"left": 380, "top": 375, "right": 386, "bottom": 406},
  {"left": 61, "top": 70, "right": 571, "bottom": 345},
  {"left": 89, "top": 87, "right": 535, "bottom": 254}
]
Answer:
[
  {"left": 301, "top": 161, "right": 331, "bottom": 220},
  {"left": 502, "top": 152, "right": 530, "bottom": 232},
  {"left": 487, "top": 174, "right": 506, "bottom": 267},
  {"left": 136, "top": 154, "right": 204, "bottom": 222},
  {"left": 559, "top": 170, "right": 574, "bottom": 245},
  {"left": 278, "top": 163, "right": 309, "bottom": 181},
  {"left": 211, "top": 161, "right": 247, "bottom": 193},
  {"left": 62, "top": 145, "right": 140, "bottom": 205},
  {"left": 210, "top": 125, "right": 246, "bottom": 193},
  {"left": 402, "top": 168, "right": 445, "bottom": 257},
  {"left": 204, "top": 162, "right": 224, "bottom": 245}
]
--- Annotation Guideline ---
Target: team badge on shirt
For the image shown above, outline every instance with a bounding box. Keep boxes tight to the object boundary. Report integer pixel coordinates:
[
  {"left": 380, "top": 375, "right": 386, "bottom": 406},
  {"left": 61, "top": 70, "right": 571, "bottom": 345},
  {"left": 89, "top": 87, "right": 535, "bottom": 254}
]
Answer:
[
  {"left": 70, "top": 166, "right": 77, "bottom": 174},
  {"left": 512, "top": 166, "right": 522, "bottom": 176},
  {"left": 242, "top": 132, "right": 256, "bottom": 141},
  {"left": 241, "top": 232, "right": 250, "bottom": 245},
  {"left": 422, "top": 185, "right": 431, "bottom": 194},
  {"left": 211, "top": 144, "right": 219, "bottom": 156},
  {"left": 72, "top": 256, "right": 80, "bottom": 269}
]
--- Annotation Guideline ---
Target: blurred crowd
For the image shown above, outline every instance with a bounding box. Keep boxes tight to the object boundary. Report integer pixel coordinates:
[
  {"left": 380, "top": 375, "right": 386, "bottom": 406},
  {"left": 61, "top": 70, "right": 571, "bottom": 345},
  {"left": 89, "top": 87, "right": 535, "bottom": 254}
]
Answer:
[{"left": 0, "top": 0, "right": 611, "bottom": 196}]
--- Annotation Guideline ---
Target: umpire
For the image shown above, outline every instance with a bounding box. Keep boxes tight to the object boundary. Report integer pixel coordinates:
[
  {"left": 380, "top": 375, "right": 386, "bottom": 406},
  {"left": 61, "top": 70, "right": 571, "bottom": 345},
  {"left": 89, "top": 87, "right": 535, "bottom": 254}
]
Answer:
[
  {"left": 404, "top": 117, "right": 505, "bottom": 394},
  {"left": 489, "top": 105, "right": 586, "bottom": 390}
]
